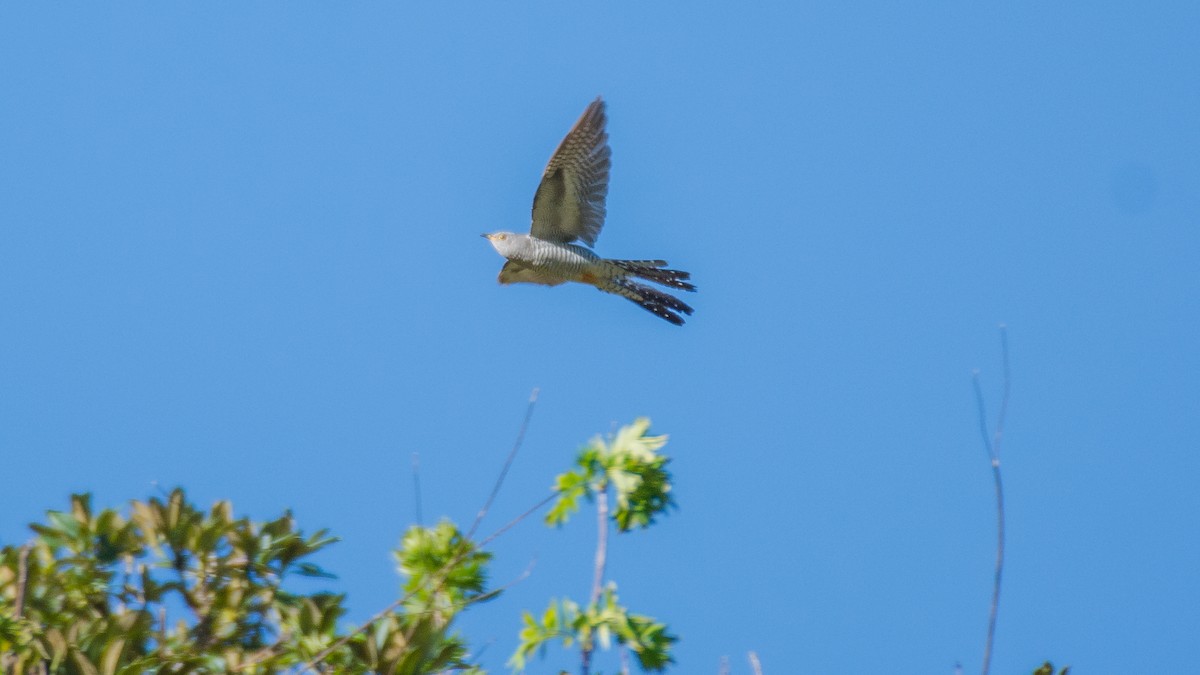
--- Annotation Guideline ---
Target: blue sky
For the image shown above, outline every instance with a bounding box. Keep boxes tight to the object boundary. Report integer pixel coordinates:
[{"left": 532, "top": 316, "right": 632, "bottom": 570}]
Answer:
[{"left": 2, "top": 3, "right": 1198, "bottom": 673}]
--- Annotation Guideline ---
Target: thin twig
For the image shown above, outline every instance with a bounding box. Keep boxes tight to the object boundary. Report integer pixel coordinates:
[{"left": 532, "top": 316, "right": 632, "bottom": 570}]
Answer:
[
  {"left": 298, "top": 391, "right": 542, "bottom": 673},
  {"left": 295, "top": 492, "right": 556, "bottom": 674},
  {"left": 457, "top": 637, "right": 496, "bottom": 674},
  {"left": 263, "top": 556, "right": 538, "bottom": 673},
  {"left": 413, "top": 452, "right": 424, "bottom": 527},
  {"left": 749, "top": 651, "right": 763, "bottom": 675},
  {"left": 490, "top": 556, "right": 539, "bottom": 597},
  {"left": 468, "top": 388, "right": 539, "bottom": 540},
  {"left": 478, "top": 492, "right": 557, "bottom": 550},
  {"left": 718, "top": 656, "right": 731, "bottom": 675},
  {"left": 972, "top": 373, "right": 992, "bottom": 459},
  {"left": 295, "top": 503, "right": 539, "bottom": 672},
  {"left": 994, "top": 325, "right": 1011, "bottom": 459},
  {"left": 295, "top": 593, "right": 416, "bottom": 668},
  {"left": 398, "top": 390, "right": 539, "bottom": 648},
  {"left": 972, "top": 325, "right": 1010, "bottom": 675},
  {"left": 236, "top": 635, "right": 288, "bottom": 672}
]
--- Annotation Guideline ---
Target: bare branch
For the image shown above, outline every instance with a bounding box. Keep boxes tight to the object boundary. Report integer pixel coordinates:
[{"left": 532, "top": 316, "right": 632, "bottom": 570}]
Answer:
[
  {"left": 972, "top": 325, "right": 1010, "bottom": 675},
  {"left": 468, "top": 388, "right": 539, "bottom": 540},
  {"left": 299, "top": 388, "right": 549, "bottom": 674},
  {"left": 295, "top": 490, "right": 556, "bottom": 673},
  {"left": 478, "top": 492, "right": 557, "bottom": 549},
  {"left": 972, "top": 371, "right": 992, "bottom": 459},
  {"left": 749, "top": 651, "right": 763, "bottom": 675},
  {"left": 590, "top": 490, "right": 609, "bottom": 606},
  {"left": 491, "top": 556, "right": 538, "bottom": 597},
  {"left": 994, "top": 324, "right": 1011, "bottom": 459},
  {"left": 581, "top": 487, "right": 610, "bottom": 675}
]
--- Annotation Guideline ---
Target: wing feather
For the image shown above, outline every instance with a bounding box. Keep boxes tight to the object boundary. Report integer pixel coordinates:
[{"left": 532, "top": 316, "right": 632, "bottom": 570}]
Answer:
[{"left": 530, "top": 97, "right": 611, "bottom": 246}]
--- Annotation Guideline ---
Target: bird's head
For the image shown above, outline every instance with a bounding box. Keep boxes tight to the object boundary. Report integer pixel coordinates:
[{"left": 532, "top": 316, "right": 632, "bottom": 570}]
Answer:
[{"left": 482, "top": 231, "right": 522, "bottom": 256}]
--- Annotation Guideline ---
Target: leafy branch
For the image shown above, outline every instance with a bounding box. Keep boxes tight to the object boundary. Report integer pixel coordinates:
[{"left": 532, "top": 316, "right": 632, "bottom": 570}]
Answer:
[{"left": 512, "top": 417, "right": 678, "bottom": 674}]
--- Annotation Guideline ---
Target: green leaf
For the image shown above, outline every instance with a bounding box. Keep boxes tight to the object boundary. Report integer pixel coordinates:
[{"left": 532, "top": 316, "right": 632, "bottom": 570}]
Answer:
[
  {"left": 295, "top": 562, "right": 337, "bottom": 579},
  {"left": 542, "top": 601, "right": 560, "bottom": 632},
  {"left": 47, "top": 510, "right": 84, "bottom": 544}
]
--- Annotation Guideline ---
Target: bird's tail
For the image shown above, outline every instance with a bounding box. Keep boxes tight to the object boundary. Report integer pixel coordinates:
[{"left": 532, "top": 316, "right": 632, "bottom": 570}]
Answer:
[
  {"left": 608, "top": 277, "right": 695, "bottom": 326},
  {"left": 610, "top": 259, "right": 697, "bottom": 292}
]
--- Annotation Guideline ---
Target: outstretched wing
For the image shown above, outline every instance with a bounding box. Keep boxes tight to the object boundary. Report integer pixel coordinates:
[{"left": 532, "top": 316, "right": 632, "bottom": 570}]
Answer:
[
  {"left": 530, "top": 97, "right": 611, "bottom": 246},
  {"left": 497, "top": 260, "right": 566, "bottom": 286}
]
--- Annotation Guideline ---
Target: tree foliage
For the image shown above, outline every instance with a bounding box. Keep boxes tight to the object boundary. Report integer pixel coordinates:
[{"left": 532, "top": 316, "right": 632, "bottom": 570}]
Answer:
[
  {"left": 0, "top": 489, "right": 487, "bottom": 674},
  {"left": 545, "top": 418, "right": 674, "bottom": 533},
  {"left": 513, "top": 417, "right": 677, "bottom": 674},
  {"left": 0, "top": 418, "right": 1062, "bottom": 675}
]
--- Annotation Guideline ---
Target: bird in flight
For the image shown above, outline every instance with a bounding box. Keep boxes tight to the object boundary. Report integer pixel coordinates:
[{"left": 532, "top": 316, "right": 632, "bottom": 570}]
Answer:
[{"left": 483, "top": 97, "right": 696, "bottom": 325}]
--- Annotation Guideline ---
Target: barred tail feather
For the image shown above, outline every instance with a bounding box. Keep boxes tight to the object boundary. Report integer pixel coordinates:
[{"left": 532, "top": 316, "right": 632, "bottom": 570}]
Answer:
[
  {"left": 612, "top": 279, "right": 694, "bottom": 326},
  {"left": 611, "top": 259, "right": 697, "bottom": 291}
]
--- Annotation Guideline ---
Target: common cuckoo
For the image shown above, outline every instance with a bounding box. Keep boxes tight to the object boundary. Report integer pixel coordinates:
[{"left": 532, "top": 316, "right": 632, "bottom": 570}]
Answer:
[{"left": 483, "top": 97, "right": 696, "bottom": 325}]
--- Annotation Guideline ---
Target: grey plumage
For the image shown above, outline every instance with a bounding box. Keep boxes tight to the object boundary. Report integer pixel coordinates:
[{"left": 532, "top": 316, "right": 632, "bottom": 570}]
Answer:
[
  {"left": 484, "top": 98, "right": 696, "bottom": 325},
  {"left": 530, "top": 99, "right": 611, "bottom": 247}
]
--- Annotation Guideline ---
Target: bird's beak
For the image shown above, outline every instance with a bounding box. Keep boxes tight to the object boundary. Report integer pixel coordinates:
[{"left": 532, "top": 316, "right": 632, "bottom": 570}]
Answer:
[{"left": 481, "top": 233, "right": 492, "bottom": 240}]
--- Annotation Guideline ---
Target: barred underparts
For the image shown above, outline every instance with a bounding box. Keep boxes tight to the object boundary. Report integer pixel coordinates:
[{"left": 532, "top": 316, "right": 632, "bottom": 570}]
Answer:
[{"left": 483, "top": 97, "right": 697, "bottom": 325}]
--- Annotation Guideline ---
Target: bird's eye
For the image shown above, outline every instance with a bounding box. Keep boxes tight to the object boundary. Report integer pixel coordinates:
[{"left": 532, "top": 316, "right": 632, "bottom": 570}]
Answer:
[{"left": 497, "top": 234, "right": 507, "bottom": 240}]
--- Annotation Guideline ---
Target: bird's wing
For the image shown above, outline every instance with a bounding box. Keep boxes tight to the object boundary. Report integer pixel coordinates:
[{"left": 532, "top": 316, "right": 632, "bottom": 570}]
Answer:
[
  {"left": 530, "top": 97, "right": 611, "bottom": 246},
  {"left": 497, "top": 260, "right": 566, "bottom": 286}
]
